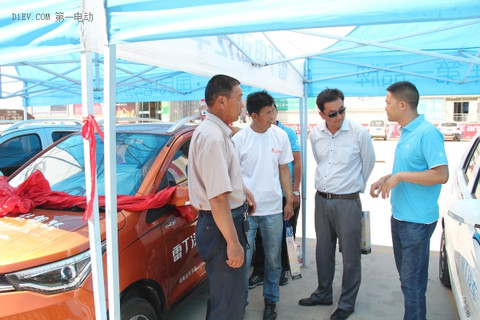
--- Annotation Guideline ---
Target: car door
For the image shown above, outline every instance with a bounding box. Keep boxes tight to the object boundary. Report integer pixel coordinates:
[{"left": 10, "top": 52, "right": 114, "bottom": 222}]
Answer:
[
  {"left": 446, "top": 134, "right": 480, "bottom": 319},
  {"left": 464, "top": 137, "right": 480, "bottom": 199},
  {"left": 150, "top": 134, "right": 204, "bottom": 305},
  {"left": 446, "top": 205, "right": 480, "bottom": 319}
]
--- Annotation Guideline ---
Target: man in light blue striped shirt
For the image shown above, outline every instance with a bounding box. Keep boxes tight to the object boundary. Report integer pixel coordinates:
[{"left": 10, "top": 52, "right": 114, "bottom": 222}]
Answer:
[{"left": 298, "top": 88, "right": 375, "bottom": 320}]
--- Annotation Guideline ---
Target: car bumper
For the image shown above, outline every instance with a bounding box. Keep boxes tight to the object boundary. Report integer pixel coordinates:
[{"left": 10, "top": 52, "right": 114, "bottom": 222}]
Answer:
[
  {"left": 0, "top": 287, "right": 95, "bottom": 319},
  {"left": 442, "top": 133, "right": 461, "bottom": 140},
  {"left": 369, "top": 133, "right": 386, "bottom": 139}
]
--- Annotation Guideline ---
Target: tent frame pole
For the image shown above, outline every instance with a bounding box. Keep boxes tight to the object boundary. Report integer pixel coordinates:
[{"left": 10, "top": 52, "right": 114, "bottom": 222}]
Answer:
[
  {"left": 81, "top": 50, "right": 107, "bottom": 320},
  {"left": 104, "top": 44, "right": 121, "bottom": 320},
  {"left": 300, "top": 58, "right": 309, "bottom": 267}
]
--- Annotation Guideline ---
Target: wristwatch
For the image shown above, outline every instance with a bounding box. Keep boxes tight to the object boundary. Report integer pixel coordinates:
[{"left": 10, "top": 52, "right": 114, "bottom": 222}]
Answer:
[{"left": 292, "top": 191, "right": 300, "bottom": 196}]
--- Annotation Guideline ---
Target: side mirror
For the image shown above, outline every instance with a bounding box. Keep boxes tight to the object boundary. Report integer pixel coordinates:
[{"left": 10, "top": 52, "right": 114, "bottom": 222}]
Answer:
[
  {"left": 447, "top": 199, "right": 480, "bottom": 227},
  {"left": 168, "top": 185, "right": 191, "bottom": 207}
]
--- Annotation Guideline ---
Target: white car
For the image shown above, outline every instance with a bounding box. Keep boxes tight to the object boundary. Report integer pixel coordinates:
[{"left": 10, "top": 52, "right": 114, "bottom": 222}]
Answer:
[
  {"left": 368, "top": 120, "right": 387, "bottom": 140},
  {"left": 439, "top": 132, "right": 480, "bottom": 319},
  {"left": 439, "top": 121, "right": 463, "bottom": 141}
]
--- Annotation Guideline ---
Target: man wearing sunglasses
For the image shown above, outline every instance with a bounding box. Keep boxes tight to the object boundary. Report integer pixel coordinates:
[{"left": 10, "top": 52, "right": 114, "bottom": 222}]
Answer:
[{"left": 298, "top": 88, "right": 375, "bottom": 320}]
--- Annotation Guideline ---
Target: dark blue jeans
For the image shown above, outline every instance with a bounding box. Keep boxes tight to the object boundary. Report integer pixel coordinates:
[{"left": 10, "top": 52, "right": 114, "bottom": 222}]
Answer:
[
  {"left": 391, "top": 216, "right": 437, "bottom": 320},
  {"left": 196, "top": 207, "right": 248, "bottom": 320}
]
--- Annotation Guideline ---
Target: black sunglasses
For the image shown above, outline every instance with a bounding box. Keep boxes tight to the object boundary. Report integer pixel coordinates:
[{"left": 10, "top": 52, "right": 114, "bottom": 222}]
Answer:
[{"left": 324, "top": 106, "right": 346, "bottom": 118}]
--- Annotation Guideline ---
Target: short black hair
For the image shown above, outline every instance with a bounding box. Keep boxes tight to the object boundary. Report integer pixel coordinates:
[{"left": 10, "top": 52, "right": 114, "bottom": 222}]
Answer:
[
  {"left": 316, "top": 88, "right": 344, "bottom": 113},
  {"left": 205, "top": 74, "right": 240, "bottom": 107},
  {"left": 246, "top": 91, "right": 274, "bottom": 115},
  {"left": 386, "top": 81, "right": 419, "bottom": 109}
]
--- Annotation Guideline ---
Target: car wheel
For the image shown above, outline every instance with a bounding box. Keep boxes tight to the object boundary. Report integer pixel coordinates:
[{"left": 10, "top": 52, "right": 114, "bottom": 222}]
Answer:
[
  {"left": 439, "top": 229, "right": 451, "bottom": 287},
  {"left": 455, "top": 134, "right": 461, "bottom": 141},
  {"left": 121, "top": 297, "right": 158, "bottom": 320}
]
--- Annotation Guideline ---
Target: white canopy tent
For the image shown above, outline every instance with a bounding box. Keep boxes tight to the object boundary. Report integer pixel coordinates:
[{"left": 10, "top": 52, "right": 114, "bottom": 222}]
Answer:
[{"left": 1, "top": 0, "right": 480, "bottom": 318}]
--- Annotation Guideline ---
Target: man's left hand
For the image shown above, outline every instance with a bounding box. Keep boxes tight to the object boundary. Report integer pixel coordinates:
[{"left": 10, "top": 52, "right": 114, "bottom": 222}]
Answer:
[{"left": 283, "top": 202, "right": 294, "bottom": 221}]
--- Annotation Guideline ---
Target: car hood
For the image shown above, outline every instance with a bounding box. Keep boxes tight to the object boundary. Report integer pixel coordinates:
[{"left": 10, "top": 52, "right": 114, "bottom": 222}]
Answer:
[{"left": 0, "top": 209, "right": 126, "bottom": 273}]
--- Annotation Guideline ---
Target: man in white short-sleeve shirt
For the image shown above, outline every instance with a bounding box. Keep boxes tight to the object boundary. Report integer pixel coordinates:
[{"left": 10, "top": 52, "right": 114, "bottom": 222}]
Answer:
[{"left": 232, "top": 91, "right": 293, "bottom": 320}]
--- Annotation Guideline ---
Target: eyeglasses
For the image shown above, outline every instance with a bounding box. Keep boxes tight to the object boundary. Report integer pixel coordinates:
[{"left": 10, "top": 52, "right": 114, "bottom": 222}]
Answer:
[{"left": 324, "top": 106, "right": 346, "bottom": 118}]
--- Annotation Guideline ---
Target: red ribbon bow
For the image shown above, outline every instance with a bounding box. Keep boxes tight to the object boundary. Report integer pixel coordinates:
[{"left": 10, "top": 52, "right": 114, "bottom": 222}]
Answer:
[{"left": 81, "top": 115, "right": 105, "bottom": 221}]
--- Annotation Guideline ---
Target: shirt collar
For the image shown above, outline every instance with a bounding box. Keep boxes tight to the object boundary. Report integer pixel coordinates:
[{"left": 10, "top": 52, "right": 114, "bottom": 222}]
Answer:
[
  {"left": 204, "top": 112, "right": 232, "bottom": 138},
  {"left": 402, "top": 114, "right": 424, "bottom": 133},
  {"left": 319, "top": 118, "right": 350, "bottom": 135}
]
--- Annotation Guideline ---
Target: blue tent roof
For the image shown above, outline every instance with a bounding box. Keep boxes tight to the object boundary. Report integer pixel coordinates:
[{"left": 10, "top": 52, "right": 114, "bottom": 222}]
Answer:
[
  {"left": 1, "top": 0, "right": 479, "bottom": 106},
  {"left": 1, "top": 3, "right": 478, "bottom": 318},
  {"left": 307, "top": 20, "right": 480, "bottom": 96}
]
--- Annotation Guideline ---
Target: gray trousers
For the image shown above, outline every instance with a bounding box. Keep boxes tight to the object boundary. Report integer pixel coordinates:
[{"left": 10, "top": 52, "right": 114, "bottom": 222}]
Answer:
[{"left": 311, "top": 191, "right": 362, "bottom": 311}]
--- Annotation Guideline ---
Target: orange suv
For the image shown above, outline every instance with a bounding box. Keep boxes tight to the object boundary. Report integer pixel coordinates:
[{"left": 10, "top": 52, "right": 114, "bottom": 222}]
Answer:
[{"left": 0, "top": 117, "right": 206, "bottom": 319}]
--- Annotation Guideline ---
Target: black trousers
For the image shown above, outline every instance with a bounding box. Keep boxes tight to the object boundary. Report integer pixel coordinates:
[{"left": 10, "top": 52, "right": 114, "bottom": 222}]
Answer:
[{"left": 196, "top": 207, "right": 247, "bottom": 320}]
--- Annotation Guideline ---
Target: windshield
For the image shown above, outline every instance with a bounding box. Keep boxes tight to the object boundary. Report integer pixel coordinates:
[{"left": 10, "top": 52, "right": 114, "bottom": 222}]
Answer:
[
  {"left": 9, "top": 132, "right": 169, "bottom": 196},
  {"left": 441, "top": 122, "right": 457, "bottom": 127}
]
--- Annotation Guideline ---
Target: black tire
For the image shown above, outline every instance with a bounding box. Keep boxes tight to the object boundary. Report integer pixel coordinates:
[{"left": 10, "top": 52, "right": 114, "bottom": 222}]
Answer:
[
  {"left": 121, "top": 297, "right": 158, "bottom": 320},
  {"left": 439, "top": 229, "right": 451, "bottom": 287}
]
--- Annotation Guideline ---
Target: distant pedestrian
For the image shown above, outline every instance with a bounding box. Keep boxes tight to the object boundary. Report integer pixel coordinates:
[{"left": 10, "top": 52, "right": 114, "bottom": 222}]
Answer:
[{"left": 370, "top": 81, "right": 448, "bottom": 320}]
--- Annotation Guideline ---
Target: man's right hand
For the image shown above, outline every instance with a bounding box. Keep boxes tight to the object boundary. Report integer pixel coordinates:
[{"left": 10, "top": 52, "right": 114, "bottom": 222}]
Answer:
[
  {"left": 209, "top": 193, "right": 245, "bottom": 268},
  {"left": 226, "top": 241, "right": 244, "bottom": 268}
]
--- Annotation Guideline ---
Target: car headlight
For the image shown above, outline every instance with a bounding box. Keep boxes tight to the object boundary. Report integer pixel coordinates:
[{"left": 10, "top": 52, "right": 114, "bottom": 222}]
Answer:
[{"left": 5, "top": 244, "right": 104, "bottom": 294}]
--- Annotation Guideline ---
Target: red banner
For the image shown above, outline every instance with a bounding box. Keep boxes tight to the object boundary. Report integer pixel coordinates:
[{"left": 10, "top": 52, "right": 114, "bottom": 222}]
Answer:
[{"left": 460, "top": 123, "right": 480, "bottom": 139}]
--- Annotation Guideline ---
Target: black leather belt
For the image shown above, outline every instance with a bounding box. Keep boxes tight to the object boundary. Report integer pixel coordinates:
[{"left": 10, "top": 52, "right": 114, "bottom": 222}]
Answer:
[
  {"left": 317, "top": 191, "right": 359, "bottom": 199},
  {"left": 199, "top": 202, "right": 247, "bottom": 218}
]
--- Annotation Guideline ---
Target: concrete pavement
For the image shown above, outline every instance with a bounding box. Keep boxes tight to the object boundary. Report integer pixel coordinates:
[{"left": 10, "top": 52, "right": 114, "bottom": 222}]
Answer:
[
  {"left": 165, "top": 131, "right": 465, "bottom": 320},
  {"left": 167, "top": 238, "right": 458, "bottom": 320}
]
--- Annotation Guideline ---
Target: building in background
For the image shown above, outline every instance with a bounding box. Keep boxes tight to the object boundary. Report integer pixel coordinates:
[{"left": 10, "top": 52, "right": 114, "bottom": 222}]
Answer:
[
  {"left": 4, "top": 95, "right": 479, "bottom": 139},
  {"left": 274, "top": 95, "right": 480, "bottom": 139}
]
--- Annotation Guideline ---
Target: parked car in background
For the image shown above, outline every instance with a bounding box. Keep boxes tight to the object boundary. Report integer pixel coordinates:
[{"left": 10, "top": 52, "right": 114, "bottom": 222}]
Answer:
[
  {"left": 0, "top": 117, "right": 206, "bottom": 320},
  {"left": 439, "top": 132, "right": 480, "bottom": 320},
  {"left": 368, "top": 119, "right": 387, "bottom": 140},
  {"left": 0, "top": 120, "right": 18, "bottom": 133},
  {"left": 438, "top": 121, "right": 463, "bottom": 141},
  {"left": 0, "top": 119, "right": 82, "bottom": 176}
]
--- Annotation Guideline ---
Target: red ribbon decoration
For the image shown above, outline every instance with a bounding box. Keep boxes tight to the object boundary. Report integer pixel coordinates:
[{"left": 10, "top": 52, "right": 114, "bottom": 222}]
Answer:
[
  {"left": 0, "top": 171, "right": 196, "bottom": 222},
  {"left": 81, "top": 115, "right": 105, "bottom": 221},
  {"left": 0, "top": 115, "right": 196, "bottom": 222}
]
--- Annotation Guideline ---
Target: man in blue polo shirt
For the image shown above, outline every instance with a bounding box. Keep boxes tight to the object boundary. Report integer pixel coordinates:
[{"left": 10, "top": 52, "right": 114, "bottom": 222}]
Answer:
[{"left": 370, "top": 81, "right": 449, "bottom": 320}]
